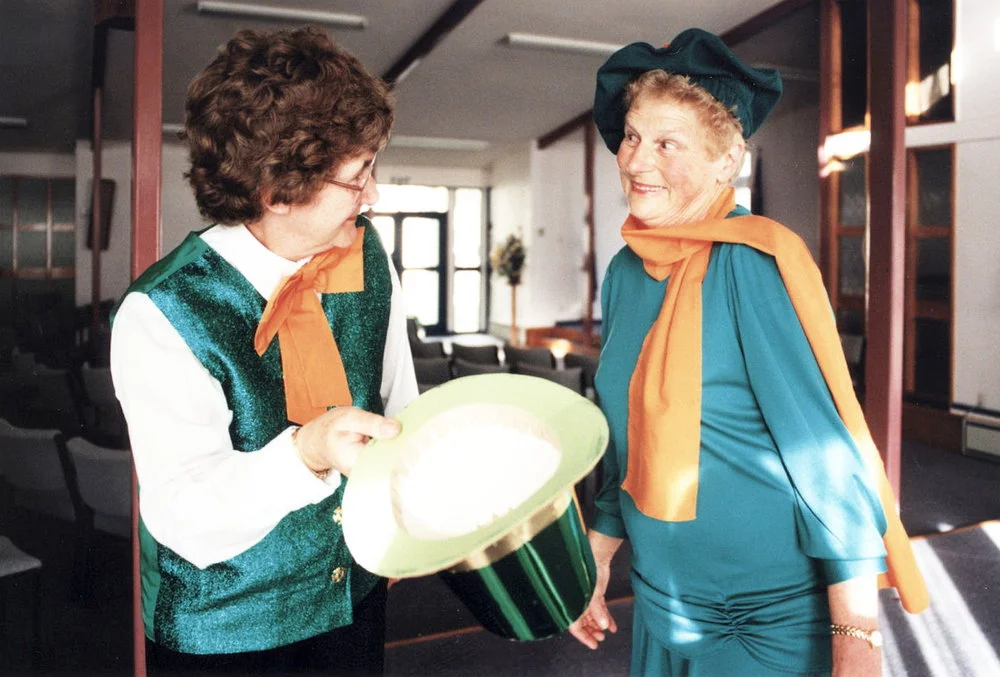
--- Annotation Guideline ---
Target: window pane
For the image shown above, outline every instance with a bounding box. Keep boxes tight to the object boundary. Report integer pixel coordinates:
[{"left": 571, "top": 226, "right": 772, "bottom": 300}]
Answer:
[
  {"left": 0, "top": 227, "right": 11, "bottom": 268},
  {"left": 839, "top": 235, "right": 865, "bottom": 297},
  {"left": 52, "top": 230, "right": 75, "bottom": 268},
  {"left": 914, "top": 0, "right": 953, "bottom": 122},
  {"left": 838, "top": 0, "right": 868, "bottom": 129},
  {"left": 373, "top": 185, "right": 448, "bottom": 213},
  {"left": 916, "top": 237, "right": 950, "bottom": 301},
  {"left": 401, "top": 217, "right": 440, "bottom": 268},
  {"left": 453, "top": 188, "right": 482, "bottom": 268},
  {"left": 838, "top": 155, "right": 867, "bottom": 227},
  {"left": 0, "top": 177, "right": 13, "bottom": 225},
  {"left": 51, "top": 179, "right": 75, "bottom": 225},
  {"left": 913, "top": 318, "right": 949, "bottom": 400},
  {"left": 370, "top": 215, "right": 395, "bottom": 256},
  {"left": 401, "top": 269, "right": 439, "bottom": 327},
  {"left": 19, "top": 230, "right": 46, "bottom": 267},
  {"left": 19, "top": 179, "right": 48, "bottom": 225},
  {"left": 915, "top": 148, "right": 951, "bottom": 228},
  {"left": 452, "top": 270, "right": 481, "bottom": 333}
]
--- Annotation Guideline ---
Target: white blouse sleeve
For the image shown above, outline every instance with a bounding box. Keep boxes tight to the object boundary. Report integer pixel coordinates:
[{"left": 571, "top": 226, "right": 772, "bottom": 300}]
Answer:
[
  {"left": 380, "top": 258, "right": 419, "bottom": 417},
  {"left": 110, "top": 292, "right": 336, "bottom": 570}
]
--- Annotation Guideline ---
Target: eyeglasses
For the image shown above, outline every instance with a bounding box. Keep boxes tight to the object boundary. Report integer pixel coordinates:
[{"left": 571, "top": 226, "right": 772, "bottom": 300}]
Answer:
[{"left": 326, "top": 156, "right": 377, "bottom": 194}]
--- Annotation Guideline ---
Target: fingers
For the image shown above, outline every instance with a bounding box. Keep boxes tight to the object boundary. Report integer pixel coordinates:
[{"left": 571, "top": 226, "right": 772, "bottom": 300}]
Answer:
[
  {"left": 568, "top": 596, "right": 616, "bottom": 650},
  {"left": 328, "top": 407, "right": 401, "bottom": 440}
]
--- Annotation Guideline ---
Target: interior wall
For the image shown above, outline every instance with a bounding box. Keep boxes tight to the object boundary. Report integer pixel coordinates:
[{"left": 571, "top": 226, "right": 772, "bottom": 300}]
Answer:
[
  {"left": 486, "top": 143, "right": 532, "bottom": 337},
  {"left": 527, "top": 132, "right": 588, "bottom": 327},
  {"left": 73, "top": 140, "right": 133, "bottom": 307},
  {"left": 946, "top": 0, "right": 1000, "bottom": 412},
  {"left": 592, "top": 140, "right": 628, "bottom": 322}
]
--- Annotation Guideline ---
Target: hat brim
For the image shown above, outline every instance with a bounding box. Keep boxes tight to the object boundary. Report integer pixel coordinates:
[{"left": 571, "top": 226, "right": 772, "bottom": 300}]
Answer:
[{"left": 343, "top": 373, "right": 609, "bottom": 579}]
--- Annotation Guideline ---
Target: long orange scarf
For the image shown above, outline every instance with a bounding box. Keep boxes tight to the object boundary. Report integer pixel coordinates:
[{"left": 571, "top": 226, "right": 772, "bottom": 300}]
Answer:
[
  {"left": 253, "top": 227, "right": 366, "bottom": 425},
  {"left": 621, "top": 189, "right": 928, "bottom": 613}
]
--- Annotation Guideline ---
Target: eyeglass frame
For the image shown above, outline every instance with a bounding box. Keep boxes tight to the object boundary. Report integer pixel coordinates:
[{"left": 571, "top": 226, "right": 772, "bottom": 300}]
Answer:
[{"left": 325, "top": 154, "right": 377, "bottom": 193}]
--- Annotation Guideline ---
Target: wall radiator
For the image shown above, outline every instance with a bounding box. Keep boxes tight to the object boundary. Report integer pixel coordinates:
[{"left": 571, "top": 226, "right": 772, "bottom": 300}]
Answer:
[{"left": 962, "top": 414, "right": 1000, "bottom": 463}]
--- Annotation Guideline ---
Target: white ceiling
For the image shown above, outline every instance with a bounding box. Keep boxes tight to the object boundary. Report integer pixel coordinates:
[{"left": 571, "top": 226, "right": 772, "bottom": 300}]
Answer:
[{"left": 0, "top": 0, "right": 818, "bottom": 162}]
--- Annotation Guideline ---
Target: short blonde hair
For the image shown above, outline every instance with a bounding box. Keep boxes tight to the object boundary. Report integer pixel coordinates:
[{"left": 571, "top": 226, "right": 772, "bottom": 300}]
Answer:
[{"left": 625, "top": 70, "right": 743, "bottom": 161}]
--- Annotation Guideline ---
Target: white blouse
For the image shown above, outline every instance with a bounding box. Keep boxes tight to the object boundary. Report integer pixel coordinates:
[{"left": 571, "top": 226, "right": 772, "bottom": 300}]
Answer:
[{"left": 111, "top": 224, "right": 418, "bottom": 569}]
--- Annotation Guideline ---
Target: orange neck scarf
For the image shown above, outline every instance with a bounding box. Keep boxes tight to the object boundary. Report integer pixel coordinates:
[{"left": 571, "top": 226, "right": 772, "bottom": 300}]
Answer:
[
  {"left": 253, "top": 227, "right": 366, "bottom": 425},
  {"left": 620, "top": 189, "right": 927, "bottom": 613}
]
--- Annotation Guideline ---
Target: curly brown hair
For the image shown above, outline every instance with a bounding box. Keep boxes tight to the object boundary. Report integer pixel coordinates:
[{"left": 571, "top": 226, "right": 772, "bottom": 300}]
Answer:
[
  {"left": 626, "top": 70, "right": 743, "bottom": 161},
  {"left": 183, "top": 26, "right": 394, "bottom": 225}
]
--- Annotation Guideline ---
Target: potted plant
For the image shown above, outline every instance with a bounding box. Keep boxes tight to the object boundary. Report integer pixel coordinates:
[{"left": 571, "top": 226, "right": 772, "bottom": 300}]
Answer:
[{"left": 490, "top": 234, "right": 526, "bottom": 343}]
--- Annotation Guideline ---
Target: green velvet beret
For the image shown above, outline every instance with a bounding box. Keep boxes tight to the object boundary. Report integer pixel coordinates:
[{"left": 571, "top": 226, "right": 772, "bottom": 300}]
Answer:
[{"left": 593, "top": 28, "right": 783, "bottom": 152}]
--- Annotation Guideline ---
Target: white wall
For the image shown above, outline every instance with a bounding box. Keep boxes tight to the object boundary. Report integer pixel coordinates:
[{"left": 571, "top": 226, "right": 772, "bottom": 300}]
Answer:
[
  {"left": 486, "top": 143, "right": 532, "bottom": 337},
  {"left": 0, "top": 151, "right": 75, "bottom": 176},
  {"left": 74, "top": 140, "right": 133, "bottom": 307},
  {"left": 947, "top": 0, "right": 1000, "bottom": 411},
  {"left": 527, "top": 132, "right": 587, "bottom": 327},
  {"left": 592, "top": 140, "right": 628, "bottom": 321}
]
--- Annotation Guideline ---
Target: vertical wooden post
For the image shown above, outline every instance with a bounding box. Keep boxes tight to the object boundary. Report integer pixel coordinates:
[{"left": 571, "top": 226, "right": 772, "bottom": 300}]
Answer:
[
  {"left": 867, "top": 0, "right": 907, "bottom": 495},
  {"left": 132, "top": 0, "right": 163, "bottom": 674}
]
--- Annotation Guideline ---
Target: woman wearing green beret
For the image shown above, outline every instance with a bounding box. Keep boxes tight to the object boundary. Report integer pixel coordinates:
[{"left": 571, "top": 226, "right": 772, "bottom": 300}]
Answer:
[{"left": 568, "top": 28, "right": 927, "bottom": 676}]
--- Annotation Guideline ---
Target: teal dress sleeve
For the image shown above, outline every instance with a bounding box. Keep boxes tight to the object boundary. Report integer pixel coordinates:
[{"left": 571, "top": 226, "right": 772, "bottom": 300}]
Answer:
[
  {"left": 726, "top": 244, "right": 887, "bottom": 583},
  {"left": 592, "top": 254, "right": 628, "bottom": 540}
]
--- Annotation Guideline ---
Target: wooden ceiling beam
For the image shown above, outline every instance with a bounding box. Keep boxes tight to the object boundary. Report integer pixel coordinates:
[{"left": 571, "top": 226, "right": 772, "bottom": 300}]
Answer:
[{"left": 382, "top": 0, "right": 488, "bottom": 88}]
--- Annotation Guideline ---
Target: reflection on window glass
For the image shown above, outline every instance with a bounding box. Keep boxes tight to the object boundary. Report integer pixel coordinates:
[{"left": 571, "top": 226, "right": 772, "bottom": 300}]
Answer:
[
  {"left": 838, "top": 0, "right": 868, "bottom": 129},
  {"left": 916, "top": 237, "right": 950, "bottom": 301},
  {"left": 19, "top": 179, "right": 48, "bottom": 225},
  {"left": 0, "top": 177, "right": 13, "bottom": 225},
  {"left": 374, "top": 185, "right": 448, "bottom": 213},
  {"left": 915, "top": 148, "right": 951, "bottom": 228},
  {"left": 402, "top": 269, "right": 439, "bottom": 327},
  {"left": 838, "top": 155, "right": 867, "bottom": 227},
  {"left": 52, "top": 231, "right": 75, "bottom": 268},
  {"left": 51, "top": 179, "right": 75, "bottom": 224},
  {"left": 839, "top": 235, "right": 865, "bottom": 297},
  {"left": 0, "top": 228, "right": 11, "bottom": 268},
  {"left": 453, "top": 270, "right": 481, "bottom": 333},
  {"left": 913, "top": 318, "right": 949, "bottom": 400},
  {"left": 453, "top": 188, "right": 482, "bottom": 268},
  {"left": 401, "top": 217, "right": 440, "bottom": 268},
  {"left": 370, "top": 215, "right": 395, "bottom": 255},
  {"left": 19, "top": 230, "right": 47, "bottom": 268}
]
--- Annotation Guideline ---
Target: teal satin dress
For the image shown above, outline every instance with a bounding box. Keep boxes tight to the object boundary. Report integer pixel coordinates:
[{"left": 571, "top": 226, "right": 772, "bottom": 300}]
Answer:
[{"left": 593, "top": 218, "right": 888, "bottom": 676}]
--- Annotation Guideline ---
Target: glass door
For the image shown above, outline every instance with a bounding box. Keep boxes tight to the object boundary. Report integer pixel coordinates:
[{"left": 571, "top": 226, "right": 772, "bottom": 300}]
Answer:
[{"left": 370, "top": 211, "right": 448, "bottom": 335}]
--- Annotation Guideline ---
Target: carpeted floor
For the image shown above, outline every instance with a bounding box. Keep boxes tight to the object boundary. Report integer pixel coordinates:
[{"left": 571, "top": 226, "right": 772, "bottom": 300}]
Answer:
[{"left": 1, "top": 440, "right": 998, "bottom": 676}]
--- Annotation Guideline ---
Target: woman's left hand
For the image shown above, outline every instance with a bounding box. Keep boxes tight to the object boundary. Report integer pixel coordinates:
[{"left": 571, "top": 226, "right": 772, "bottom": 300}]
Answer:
[{"left": 829, "top": 575, "right": 882, "bottom": 676}]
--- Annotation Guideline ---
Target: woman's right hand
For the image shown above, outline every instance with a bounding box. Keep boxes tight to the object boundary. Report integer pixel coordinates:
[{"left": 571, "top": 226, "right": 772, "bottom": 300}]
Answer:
[
  {"left": 294, "top": 406, "right": 401, "bottom": 477},
  {"left": 569, "top": 530, "right": 622, "bottom": 650}
]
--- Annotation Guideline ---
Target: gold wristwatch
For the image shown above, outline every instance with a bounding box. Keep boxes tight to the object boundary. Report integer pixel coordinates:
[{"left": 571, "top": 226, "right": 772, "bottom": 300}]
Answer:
[{"left": 830, "top": 623, "right": 883, "bottom": 649}]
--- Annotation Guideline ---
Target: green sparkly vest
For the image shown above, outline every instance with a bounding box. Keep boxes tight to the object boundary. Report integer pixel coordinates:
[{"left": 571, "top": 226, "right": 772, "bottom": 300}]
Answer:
[{"left": 125, "top": 220, "right": 389, "bottom": 654}]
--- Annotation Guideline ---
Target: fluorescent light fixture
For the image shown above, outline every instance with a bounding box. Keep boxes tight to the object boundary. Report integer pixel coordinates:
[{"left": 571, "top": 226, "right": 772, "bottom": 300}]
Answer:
[
  {"left": 501, "top": 32, "right": 623, "bottom": 57},
  {"left": 387, "top": 135, "right": 491, "bottom": 152},
  {"left": 196, "top": 1, "right": 367, "bottom": 29},
  {"left": 162, "top": 122, "right": 184, "bottom": 135},
  {"left": 0, "top": 116, "right": 28, "bottom": 129}
]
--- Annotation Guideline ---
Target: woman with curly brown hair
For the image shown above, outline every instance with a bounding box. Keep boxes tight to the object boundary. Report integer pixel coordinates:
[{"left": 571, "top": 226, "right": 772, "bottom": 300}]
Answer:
[{"left": 110, "top": 27, "right": 417, "bottom": 675}]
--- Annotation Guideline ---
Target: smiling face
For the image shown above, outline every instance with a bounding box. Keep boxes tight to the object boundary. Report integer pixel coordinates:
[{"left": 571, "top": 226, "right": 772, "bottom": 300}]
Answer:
[
  {"left": 616, "top": 92, "right": 743, "bottom": 229},
  {"left": 248, "top": 151, "right": 380, "bottom": 260}
]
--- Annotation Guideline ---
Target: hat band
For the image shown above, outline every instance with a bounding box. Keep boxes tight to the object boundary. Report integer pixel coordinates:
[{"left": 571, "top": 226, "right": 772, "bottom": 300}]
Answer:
[{"left": 448, "top": 490, "right": 575, "bottom": 572}]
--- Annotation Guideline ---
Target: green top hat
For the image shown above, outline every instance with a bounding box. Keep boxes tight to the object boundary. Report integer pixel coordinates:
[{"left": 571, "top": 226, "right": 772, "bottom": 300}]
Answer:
[
  {"left": 593, "top": 27, "right": 783, "bottom": 153},
  {"left": 343, "top": 373, "right": 608, "bottom": 579}
]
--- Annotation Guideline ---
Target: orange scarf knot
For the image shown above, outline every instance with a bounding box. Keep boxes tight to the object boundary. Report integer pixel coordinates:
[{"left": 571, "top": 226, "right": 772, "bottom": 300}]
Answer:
[{"left": 253, "top": 227, "right": 366, "bottom": 425}]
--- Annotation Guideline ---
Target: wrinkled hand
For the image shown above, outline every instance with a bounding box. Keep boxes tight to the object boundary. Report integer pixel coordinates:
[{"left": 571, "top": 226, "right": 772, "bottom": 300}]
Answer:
[
  {"left": 569, "top": 532, "right": 620, "bottom": 650},
  {"left": 294, "top": 406, "right": 401, "bottom": 477}
]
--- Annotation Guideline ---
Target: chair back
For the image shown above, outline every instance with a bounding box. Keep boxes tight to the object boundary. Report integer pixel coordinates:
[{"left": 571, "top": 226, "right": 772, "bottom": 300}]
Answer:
[
  {"left": 410, "top": 339, "right": 447, "bottom": 359},
  {"left": 413, "top": 357, "right": 453, "bottom": 388},
  {"left": 452, "top": 357, "right": 510, "bottom": 378},
  {"left": 503, "top": 343, "right": 555, "bottom": 370},
  {"left": 450, "top": 343, "right": 500, "bottom": 365},
  {"left": 514, "top": 363, "right": 584, "bottom": 395},
  {"left": 564, "top": 352, "right": 600, "bottom": 391},
  {"left": 79, "top": 364, "right": 128, "bottom": 447},
  {"left": 0, "top": 423, "right": 78, "bottom": 521},
  {"left": 65, "top": 437, "right": 132, "bottom": 538}
]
